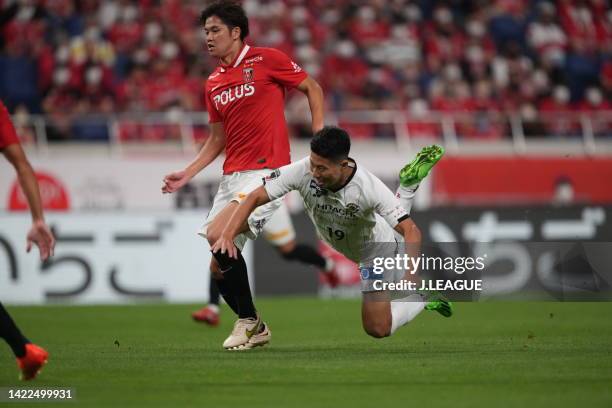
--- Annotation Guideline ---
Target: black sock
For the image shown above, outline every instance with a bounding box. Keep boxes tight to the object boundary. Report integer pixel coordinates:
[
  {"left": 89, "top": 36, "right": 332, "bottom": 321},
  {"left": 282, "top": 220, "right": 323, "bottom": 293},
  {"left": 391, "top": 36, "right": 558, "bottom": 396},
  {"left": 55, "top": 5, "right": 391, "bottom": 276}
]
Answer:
[
  {"left": 208, "top": 275, "right": 220, "bottom": 306},
  {"left": 212, "top": 251, "right": 257, "bottom": 319},
  {"left": 213, "top": 276, "right": 240, "bottom": 315},
  {"left": 282, "top": 244, "right": 326, "bottom": 269},
  {"left": 0, "top": 302, "right": 29, "bottom": 358}
]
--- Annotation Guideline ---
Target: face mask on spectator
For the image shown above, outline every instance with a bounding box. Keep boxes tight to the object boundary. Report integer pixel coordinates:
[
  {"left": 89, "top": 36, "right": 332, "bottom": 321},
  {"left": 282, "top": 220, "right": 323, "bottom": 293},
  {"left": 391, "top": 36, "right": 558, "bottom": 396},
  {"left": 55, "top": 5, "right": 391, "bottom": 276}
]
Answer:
[
  {"left": 586, "top": 88, "right": 603, "bottom": 106},
  {"left": 304, "top": 63, "right": 320, "bottom": 78},
  {"left": 553, "top": 86, "right": 570, "bottom": 104},
  {"left": 322, "top": 9, "right": 340, "bottom": 25},
  {"left": 475, "top": 81, "right": 491, "bottom": 99},
  {"left": 467, "top": 21, "right": 485, "bottom": 38},
  {"left": 263, "top": 28, "right": 284, "bottom": 46},
  {"left": 291, "top": 6, "right": 308, "bottom": 24},
  {"left": 391, "top": 25, "right": 408, "bottom": 40},
  {"left": 86, "top": 67, "right": 103, "bottom": 86},
  {"left": 53, "top": 68, "right": 70, "bottom": 87},
  {"left": 543, "top": 48, "right": 565, "bottom": 66},
  {"left": 85, "top": 27, "right": 101, "bottom": 42},
  {"left": 296, "top": 45, "right": 317, "bottom": 63},
  {"left": 145, "top": 23, "right": 162, "bottom": 44},
  {"left": 161, "top": 42, "right": 179, "bottom": 60},
  {"left": 134, "top": 49, "right": 150, "bottom": 65},
  {"left": 539, "top": 2, "right": 556, "bottom": 21},
  {"left": 466, "top": 45, "right": 484, "bottom": 64},
  {"left": 410, "top": 99, "right": 429, "bottom": 117},
  {"left": 55, "top": 46, "right": 70, "bottom": 65},
  {"left": 121, "top": 6, "right": 138, "bottom": 23},
  {"left": 577, "top": 7, "right": 592, "bottom": 24},
  {"left": 532, "top": 70, "right": 550, "bottom": 92},
  {"left": 443, "top": 64, "right": 462, "bottom": 82},
  {"left": 404, "top": 5, "right": 421, "bottom": 22},
  {"left": 434, "top": 8, "right": 452, "bottom": 25},
  {"left": 336, "top": 41, "right": 356, "bottom": 58},
  {"left": 293, "top": 27, "right": 311, "bottom": 43},
  {"left": 520, "top": 104, "right": 538, "bottom": 121},
  {"left": 358, "top": 6, "right": 375, "bottom": 23}
]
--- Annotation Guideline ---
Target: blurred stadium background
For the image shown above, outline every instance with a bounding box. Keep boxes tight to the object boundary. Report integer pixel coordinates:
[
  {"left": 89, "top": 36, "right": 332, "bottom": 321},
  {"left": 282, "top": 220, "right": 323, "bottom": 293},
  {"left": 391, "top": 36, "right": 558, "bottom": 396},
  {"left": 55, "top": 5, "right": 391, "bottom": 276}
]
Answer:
[
  {"left": 1, "top": 1, "right": 612, "bottom": 406},
  {"left": 1, "top": 0, "right": 611, "bottom": 301}
]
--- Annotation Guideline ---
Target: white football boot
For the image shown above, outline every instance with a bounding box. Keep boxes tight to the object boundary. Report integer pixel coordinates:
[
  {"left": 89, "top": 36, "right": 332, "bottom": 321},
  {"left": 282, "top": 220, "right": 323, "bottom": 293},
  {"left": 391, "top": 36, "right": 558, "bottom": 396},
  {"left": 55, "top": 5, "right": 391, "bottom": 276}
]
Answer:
[
  {"left": 244, "top": 322, "right": 272, "bottom": 349},
  {"left": 223, "top": 315, "right": 262, "bottom": 350}
]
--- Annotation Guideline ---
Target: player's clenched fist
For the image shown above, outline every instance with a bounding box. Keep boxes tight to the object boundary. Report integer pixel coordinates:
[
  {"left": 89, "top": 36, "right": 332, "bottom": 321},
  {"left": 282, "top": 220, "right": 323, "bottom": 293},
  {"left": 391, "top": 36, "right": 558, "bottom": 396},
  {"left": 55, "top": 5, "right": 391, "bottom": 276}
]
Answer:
[{"left": 162, "top": 170, "right": 189, "bottom": 194}]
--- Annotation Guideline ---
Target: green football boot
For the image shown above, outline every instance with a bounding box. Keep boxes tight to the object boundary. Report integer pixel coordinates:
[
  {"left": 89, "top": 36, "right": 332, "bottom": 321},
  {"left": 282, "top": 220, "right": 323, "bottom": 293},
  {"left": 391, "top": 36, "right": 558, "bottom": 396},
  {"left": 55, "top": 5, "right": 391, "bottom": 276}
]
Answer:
[
  {"left": 399, "top": 145, "right": 445, "bottom": 188},
  {"left": 423, "top": 291, "right": 453, "bottom": 317}
]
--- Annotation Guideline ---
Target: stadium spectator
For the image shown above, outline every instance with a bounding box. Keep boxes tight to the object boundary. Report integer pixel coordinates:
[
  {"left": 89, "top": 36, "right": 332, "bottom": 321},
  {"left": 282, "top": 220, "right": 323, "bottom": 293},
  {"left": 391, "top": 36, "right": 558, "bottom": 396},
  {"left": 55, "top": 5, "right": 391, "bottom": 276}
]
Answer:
[
  {"left": 527, "top": 2, "right": 568, "bottom": 68},
  {"left": 539, "top": 85, "right": 579, "bottom": 137},
  {"left": 0, "top": 0, "right": 610, "bottom": 140},
  {"left": 577, "top": 86, "right": 612, "bottom": 137}
]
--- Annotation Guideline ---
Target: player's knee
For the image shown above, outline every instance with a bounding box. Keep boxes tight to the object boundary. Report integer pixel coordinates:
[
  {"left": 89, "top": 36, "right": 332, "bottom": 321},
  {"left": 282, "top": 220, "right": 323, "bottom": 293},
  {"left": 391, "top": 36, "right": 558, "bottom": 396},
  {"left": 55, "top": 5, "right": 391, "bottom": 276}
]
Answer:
[
  {"left": 277, "top": 241, "right": 296, "bottom": 257},
  {"left": 206, "top": 228, "right": 221, "bottom": 246},
  {"left": 363, "top": 321, "right": 391, "bottom": 339},
  {"left": 280, "top": 248, "right": 295, "bottom": 260}
]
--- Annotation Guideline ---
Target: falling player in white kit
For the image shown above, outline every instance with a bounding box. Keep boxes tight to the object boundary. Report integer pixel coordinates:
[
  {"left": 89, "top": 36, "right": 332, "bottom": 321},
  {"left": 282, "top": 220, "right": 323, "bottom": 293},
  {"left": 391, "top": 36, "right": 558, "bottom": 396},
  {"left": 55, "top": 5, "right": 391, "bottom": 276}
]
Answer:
[{"left": 212, "top": 126, "right": 452, "bottom": 340}]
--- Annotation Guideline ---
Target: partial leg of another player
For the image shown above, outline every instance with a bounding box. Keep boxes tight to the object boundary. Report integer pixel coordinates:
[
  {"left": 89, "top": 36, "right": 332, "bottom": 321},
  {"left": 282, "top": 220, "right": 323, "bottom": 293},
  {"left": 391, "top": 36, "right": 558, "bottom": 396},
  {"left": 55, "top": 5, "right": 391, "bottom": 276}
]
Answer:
[
  {"left": 193, "top": 203, "right": 337, "bottom": 326},
  {"left": 193, "top": 241, "right": 335, "bottom": 327},
  {"left": 204, "top": 185, "right": 282, "bottom": 350},
  {"left": 0, "top": 302, "right": 48, "bottom": 380},
  {"left": 206, "top": 202, "right": 268, "bottom": 349},
  {"left": 192, "top": 264, "right": 222, "bottom": 326}
]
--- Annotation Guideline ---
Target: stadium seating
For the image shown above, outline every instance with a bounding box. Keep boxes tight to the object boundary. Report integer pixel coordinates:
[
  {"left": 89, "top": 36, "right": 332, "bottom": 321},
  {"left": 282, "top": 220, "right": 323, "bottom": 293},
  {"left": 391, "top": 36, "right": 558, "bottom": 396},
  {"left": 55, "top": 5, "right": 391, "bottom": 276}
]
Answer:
[{"left": 0, "top": 0, "right": 610, "bottom": 142}]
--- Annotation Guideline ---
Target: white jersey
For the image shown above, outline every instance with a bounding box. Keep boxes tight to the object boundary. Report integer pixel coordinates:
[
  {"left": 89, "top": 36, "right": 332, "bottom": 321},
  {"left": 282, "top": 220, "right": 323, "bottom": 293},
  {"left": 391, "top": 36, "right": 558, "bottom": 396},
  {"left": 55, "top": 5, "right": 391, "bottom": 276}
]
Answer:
[{"left": 263, "top": 157, "right": 409, "bottom": 264}]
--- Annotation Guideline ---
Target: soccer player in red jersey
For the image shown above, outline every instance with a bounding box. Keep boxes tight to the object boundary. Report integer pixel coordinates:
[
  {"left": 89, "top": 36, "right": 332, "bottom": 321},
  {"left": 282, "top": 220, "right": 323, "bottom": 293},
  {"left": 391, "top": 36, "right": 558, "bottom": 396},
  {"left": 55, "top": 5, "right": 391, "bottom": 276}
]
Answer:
[
  {"left": 0, "top": 100, "right": 55, "bottom": 379},
  {"left": 162, "top": 1, "right": 324, "bottom": 349}
]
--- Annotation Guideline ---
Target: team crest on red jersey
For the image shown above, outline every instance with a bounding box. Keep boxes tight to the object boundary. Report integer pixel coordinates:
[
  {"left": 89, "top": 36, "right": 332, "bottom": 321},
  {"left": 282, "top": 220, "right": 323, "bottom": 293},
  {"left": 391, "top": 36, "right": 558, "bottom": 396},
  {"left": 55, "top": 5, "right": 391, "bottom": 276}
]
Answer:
[{"left": 243, "top": 67, "right": 254, "bottom": 82}]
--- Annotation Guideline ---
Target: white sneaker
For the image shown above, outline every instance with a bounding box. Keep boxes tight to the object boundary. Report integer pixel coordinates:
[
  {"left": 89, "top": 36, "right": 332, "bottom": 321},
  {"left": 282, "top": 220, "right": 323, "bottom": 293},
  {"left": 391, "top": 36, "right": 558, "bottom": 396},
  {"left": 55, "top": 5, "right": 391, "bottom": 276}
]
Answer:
[
  {"left": 244, "top": 322, "right": 272, "bottom": 349},
  {"left": 223, "top": 316, "right": 261, "bottom": 350}
]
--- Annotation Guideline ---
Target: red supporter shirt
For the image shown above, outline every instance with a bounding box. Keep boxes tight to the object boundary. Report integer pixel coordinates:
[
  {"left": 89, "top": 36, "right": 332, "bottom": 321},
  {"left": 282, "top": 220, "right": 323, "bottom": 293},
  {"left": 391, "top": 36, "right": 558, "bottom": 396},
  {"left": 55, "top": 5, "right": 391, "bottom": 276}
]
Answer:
[
  {"left": 0, "top": 101, "right": 20, "bottom": 149},
  {"left": 205, "top": 45, "right": 307, "bottom": 174}
]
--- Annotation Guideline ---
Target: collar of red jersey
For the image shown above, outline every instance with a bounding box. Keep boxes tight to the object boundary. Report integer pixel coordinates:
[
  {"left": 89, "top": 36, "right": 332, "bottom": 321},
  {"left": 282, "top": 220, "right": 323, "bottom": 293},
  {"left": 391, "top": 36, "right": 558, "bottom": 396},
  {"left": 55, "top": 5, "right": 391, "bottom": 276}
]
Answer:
[{"left": 219, "top": 44, "right": 251, "bottom": 72}]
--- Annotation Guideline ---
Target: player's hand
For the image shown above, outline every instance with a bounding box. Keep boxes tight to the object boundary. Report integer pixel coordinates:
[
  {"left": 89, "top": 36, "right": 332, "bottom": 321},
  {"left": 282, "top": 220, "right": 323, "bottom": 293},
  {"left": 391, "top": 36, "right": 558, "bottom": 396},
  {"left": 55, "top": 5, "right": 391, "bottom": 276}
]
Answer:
[
  {"left": 162, "top": 170, "right": 190, "bottom": 194},
  {"left": 26, "top": 220, "right": 55, "bottom": 261},
  {"left": 211, "top": 234, "right": 238, "bottom": 259}
]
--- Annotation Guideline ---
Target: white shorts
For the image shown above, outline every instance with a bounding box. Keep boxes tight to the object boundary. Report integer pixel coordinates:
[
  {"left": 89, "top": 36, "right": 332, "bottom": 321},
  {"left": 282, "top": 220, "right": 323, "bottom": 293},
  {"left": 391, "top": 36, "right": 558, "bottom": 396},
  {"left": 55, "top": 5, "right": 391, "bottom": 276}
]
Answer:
[
  {"left": 262, "top": 200, "right": 296, "bottom": 246},
  {"left": 360, "top": 239, "right": 406, "bottom": 293},
  {"left": 198, "top": 169, "right": 283, "bottom": 250}
]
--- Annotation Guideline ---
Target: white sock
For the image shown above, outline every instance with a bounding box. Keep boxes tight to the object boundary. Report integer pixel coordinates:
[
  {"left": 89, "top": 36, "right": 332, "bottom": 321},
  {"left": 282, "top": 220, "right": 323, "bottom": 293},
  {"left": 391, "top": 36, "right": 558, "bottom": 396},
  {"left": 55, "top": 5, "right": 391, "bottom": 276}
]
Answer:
[
  {"left": 324, "top": 257, "right": 335, "bottom": 273},
  {"left": 396, "top": 184, "right": 419, "bottom": 215},
  {"left": 390, "top": 294, "right": 425, "bottom": 335}
]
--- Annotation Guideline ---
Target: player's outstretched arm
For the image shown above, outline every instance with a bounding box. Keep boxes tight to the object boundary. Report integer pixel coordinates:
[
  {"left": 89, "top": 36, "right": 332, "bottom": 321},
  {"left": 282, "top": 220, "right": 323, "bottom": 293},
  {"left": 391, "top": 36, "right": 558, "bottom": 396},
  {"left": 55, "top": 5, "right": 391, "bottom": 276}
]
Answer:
[
  {"left": 162, "top": 122, "right": 226, "bottom": 194},
  {"left": 2, "top": 143, "right": 56, "bottom": 261},
  {"left": 297, "top": 76, "right": 324, "bottom": 133},
  {"left": 211, "top": 186, "right": 272, "bottom": 259}
]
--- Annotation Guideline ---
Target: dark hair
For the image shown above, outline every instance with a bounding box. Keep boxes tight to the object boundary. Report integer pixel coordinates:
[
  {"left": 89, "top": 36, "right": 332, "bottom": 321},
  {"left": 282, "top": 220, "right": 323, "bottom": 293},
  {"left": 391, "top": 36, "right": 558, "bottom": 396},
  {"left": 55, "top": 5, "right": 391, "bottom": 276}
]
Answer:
[
  {"left": 200, "top": 1, "right": 249, "bottom": 40},
  {"left": 310, "top": 126, "right": 351, "bottom": 161}
]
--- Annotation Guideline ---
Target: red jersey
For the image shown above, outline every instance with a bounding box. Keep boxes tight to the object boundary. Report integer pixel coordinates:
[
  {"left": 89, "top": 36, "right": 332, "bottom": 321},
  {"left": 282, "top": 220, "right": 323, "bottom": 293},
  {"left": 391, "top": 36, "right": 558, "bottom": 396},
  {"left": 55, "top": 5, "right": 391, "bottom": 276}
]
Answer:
[
  {"left": 205, "top": 45, "right": 307, "bottom": 174},
  {"left": 0, "top": 101, "right": 20, "bottom": 149}
]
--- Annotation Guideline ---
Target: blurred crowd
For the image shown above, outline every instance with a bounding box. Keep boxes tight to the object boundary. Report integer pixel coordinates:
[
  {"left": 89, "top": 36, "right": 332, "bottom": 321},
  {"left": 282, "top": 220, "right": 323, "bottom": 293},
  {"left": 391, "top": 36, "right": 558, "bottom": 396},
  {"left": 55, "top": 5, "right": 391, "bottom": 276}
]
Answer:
[{"left": 0, "top": 0, "right": 611, "bottom": 141}]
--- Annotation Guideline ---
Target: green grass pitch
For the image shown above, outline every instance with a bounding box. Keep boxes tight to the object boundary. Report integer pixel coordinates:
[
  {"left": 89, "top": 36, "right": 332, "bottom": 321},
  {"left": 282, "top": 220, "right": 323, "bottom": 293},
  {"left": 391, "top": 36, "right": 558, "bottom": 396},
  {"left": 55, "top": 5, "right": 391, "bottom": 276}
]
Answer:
[{"left": 1, "top": 299, "right": 611, "bottom": 407}]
